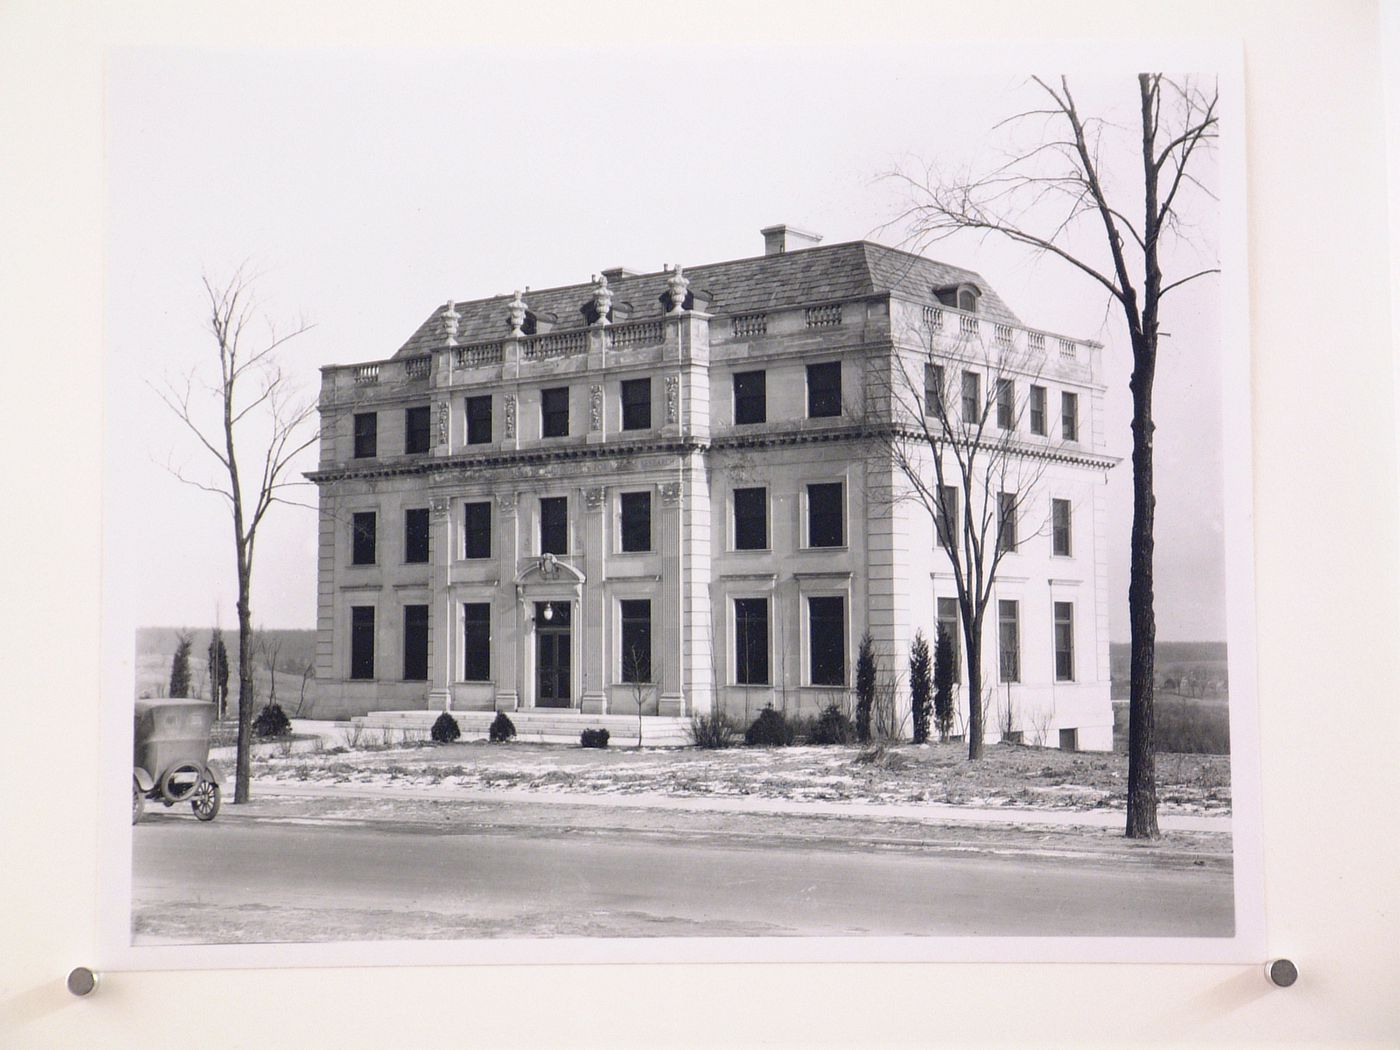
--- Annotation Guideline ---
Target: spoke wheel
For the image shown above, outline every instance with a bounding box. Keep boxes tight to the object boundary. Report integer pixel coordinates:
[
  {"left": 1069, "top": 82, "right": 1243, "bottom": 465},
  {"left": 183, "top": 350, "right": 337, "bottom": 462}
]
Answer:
[
  {"left": 132, "top": 776, "right": 145, "bottom": 825},
  {"left": 190, "top": 779, "right": 221, "bottom": 822}
]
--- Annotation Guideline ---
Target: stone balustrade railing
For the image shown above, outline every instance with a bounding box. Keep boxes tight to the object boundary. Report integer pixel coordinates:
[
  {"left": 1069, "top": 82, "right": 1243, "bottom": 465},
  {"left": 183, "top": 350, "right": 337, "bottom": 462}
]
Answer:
[{"left": 899, "top": 300, "right": 1098, "bottom": 378}]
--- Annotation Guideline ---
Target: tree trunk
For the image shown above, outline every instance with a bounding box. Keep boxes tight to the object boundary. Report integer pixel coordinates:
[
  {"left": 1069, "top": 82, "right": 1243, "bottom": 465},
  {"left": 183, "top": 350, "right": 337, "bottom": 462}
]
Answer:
[
  {"left": 1125, "top": 333, "right": 1159, "bottom": 838},
  {"left": 233, "top": 544, "right": 254, "bottom": 804},
  {"left": 965, "top": 634, "right": 984, "bottom": 760}
]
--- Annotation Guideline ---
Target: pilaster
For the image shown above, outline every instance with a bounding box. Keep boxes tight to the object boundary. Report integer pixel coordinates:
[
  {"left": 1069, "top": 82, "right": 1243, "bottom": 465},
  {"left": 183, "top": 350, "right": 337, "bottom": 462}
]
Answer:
[
  {"left": 580, "top": 485, "right": 609, "bottom": 713},
  {"left": 494, "top": 491, "right": 521, "bottom": 711},
  {"left": 428, "top": 494, "right": 454, "bottom": 712}
]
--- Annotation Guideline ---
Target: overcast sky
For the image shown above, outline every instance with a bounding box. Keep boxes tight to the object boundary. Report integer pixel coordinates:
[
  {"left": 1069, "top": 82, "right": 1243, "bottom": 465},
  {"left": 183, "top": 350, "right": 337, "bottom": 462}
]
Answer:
[{"left": 105, "top": 47, "right": 1225, "bottom": 642}]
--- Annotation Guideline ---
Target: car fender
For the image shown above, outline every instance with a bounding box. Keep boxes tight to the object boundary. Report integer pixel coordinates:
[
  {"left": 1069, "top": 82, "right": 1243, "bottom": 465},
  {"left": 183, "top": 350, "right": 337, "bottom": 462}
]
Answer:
[
  {"left": 133, "top": 767, "right": 155, "bottom": 792},
  {"left": 203, "top": 760, "right": 226, "bottom": 787}
]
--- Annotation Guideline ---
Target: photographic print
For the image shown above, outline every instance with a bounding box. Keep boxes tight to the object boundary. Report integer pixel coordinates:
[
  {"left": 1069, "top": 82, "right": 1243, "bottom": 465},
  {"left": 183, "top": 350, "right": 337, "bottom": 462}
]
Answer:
[{"left": 99, "top": 43, "right": 1259, "bottom": 967}]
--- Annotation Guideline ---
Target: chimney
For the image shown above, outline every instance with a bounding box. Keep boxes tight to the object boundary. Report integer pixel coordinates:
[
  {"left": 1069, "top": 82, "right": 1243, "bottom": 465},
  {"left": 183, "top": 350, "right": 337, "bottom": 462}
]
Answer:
[{"left": 761, "top": 224, "right": 823, "bottom": 256}]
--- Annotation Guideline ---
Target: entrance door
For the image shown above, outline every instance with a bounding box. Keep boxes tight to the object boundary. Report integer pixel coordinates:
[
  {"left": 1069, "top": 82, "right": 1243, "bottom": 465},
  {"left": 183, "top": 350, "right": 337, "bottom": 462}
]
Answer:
[{"left": 535, "top": 601, "right": 572, "bottom": 708}]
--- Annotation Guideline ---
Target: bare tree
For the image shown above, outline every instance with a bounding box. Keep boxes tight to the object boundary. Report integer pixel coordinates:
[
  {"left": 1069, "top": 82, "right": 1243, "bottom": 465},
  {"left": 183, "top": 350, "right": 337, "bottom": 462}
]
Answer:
[
  {"left": 884, "top": 75, "right": 1217, "bottom": 836},
  {"left": 153, "top": 271, "right": 317, "bottom": 803},
  {"left": 257, "top": 628, "right": 285, "bottom": 707},
  {"left": 622, "top": 642, "right": 656, "bottom": 750}
]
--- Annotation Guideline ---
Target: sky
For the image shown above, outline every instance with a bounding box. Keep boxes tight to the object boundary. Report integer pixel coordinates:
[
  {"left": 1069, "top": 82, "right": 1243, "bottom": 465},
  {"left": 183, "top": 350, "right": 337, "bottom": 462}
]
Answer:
[{"left": 104, "top": 47, "right": 1226, "bottom": 641}]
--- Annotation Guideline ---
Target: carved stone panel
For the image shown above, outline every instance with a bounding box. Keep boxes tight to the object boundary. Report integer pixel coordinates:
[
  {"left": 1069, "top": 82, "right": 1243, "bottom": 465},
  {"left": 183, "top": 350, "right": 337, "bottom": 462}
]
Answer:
[
  {"left": 589, "top": 385, "right": 603, "bottom": 431},
  {"left": 660, "top": 481, "right": 682, "bottom": 506},
  {"left": 504, "top": 393, "right": 517, "bottom": 438},
  {"left": 584, "top": 487, "right": 605, "bottom": 511},
  {"left": 664, "top": 375, "right": 679, "bottom": 424}
]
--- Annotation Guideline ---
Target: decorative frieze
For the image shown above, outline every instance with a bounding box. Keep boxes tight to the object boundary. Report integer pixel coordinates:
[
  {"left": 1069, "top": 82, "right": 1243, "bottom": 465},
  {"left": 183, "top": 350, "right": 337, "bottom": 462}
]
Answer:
[
  {"left": 590, "top": 385, "right": 603, "bottom": 431},
  {"left": 504, "top": 393, "right": 517, "bottom": 438},
  {"left": 436, "top": 401, "right": 449, "bottom": 446},
  {"left": 664, "top": 375, "right": 679, "bottom": 424}
]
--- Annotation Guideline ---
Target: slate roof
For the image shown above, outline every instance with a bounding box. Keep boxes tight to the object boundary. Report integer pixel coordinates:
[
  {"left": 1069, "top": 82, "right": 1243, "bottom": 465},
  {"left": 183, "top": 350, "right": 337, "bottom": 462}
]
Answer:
[{"left": 393, "top": 240, "right": 1024, "bottom": 358}]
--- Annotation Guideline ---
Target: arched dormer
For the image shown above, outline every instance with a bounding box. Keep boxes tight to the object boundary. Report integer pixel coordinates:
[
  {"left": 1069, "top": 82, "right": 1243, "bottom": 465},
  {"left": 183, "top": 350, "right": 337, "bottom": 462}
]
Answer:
[{"left": 933, "top": 282, "right": 982, "bottom": 313}]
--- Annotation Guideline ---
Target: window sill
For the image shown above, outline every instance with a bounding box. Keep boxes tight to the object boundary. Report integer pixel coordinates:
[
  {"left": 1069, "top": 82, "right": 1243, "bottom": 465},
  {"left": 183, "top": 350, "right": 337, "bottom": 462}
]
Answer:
[
  {"left": 802, "top": 545, "right": 849, "bottom": 553},
  {"left": 730, "top": 547, "right": 773, "bottom": 554}
]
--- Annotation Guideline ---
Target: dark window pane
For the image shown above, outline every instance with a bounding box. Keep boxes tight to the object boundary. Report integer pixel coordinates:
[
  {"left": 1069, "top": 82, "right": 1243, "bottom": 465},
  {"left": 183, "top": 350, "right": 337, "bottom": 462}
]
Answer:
[
  {"left": 925, "top": 364, "right": 945, "bottom": 420},
  {"left": 621, "top": 379, "right": 651, "bottom": 430},
  {"left": 463, "top": 502, "right": 491, "bottom": 559},
  {"left": 620, "top": 491, "right": 651, "bottom": 552},
  {"left": 403, "top": 604, "right": 429, "bottom": 680},
  {"left": 404, "top": 507, "right": 430, "bottom": 563},
  {"left": 734, "top": 597, "right": 769, "bottom": 685},
  {"left": 733, "top": 487, "right": 767, "bottom": 550},
  {"left": 807, "top": 482, "right": 844, "bottom": 548},
  {"left": 808, "top": 596, "right": 845, "bottom": 686},
  {"left": 350, "top": 606, "right": 375, "bottom": 679},
  {"left": 540, "top": 497, "right": 568, "bottom": 555},
  {"left": 620, "top": 600, "right": 651, "bottom": 683},
  {"left": 1052, "top": 499, "right": 1072, "bottom": 556},
  {"left": 961, "top": 371, "right": 980, "bottom": 420},
  {"left": 958, "top": 288, "right": 977, "bottom": 312},
  {"left": 806, "top": 362, "right": 842, "bottom": 418},
  {"left": 353, "top": 413, "right": 377, "bottom": 458},
  {"left": 1054, "top": 601, "right": 1075, "bottom": 681},
  {"left": 405, "top": 406, "right": 431, "bottom": 454},
  {"left": 936, "top": 485, "right": 958, "bottom": 552},
  {"left": 541, "top": 387, "right": 569, "bottom": 438},
  {"left": 997, "top": 491, "right": 1017, "bottom": 553},
  {"left": 996, "top": 379, "right": 1014, "bottom": 430},
  {"left": 463, "top": 603, "right": 491, "bottom": 681},
  {"left": 351, "top": 512, "right": 376, "bottom": 565},
  {"left": 998, "top": 600, "right": 1020, "bottom": 683},
  {"left": 733, "top": 370, "right": 767, "bottom": 425},
  {"left": 466, "top": 395, "right": 493, "bottom": 444},
  {"left": 1030, "top": 385, "right": 1047, "bottom": 435},
  {"left": 1061, "top": 392, "right": 1078, "bottom": 441},
  {"left": 937, "top": 597, "right": 960, "bottom": 684}
]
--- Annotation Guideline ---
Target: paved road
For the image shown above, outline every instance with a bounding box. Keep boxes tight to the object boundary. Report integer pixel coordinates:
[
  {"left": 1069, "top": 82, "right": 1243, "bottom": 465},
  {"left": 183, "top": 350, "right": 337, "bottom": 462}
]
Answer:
[{"left": 132, "top": 812, "right": 1234, "bottom": 942}]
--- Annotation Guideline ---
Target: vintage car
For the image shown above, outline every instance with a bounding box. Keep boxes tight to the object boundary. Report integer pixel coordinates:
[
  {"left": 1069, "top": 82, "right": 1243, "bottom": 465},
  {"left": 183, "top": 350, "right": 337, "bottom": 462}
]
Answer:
[{"left": 132, "top": 698, "right": 224, "bottom": 824}]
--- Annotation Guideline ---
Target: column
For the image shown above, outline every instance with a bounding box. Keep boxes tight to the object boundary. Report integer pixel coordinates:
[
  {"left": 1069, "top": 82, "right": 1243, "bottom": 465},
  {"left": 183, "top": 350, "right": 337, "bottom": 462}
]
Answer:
[
  {"left": 495, "top": 492, "right": 521, "bottom": 711},
  {"left": 579, "top": 485, "right": 608, "bottom": 713},
  {"left": 656, "top": 479, "right": 686, "bottom": 716},
  {"left": 427, "top": 495, "right": 454, "bottom": 712}
]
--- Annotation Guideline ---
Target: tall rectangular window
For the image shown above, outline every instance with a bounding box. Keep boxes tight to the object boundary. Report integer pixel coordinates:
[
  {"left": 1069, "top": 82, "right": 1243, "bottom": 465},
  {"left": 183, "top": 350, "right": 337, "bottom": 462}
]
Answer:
[
  {"left": 806, "top": 361, "right": 842, "bottom": 418},
  {"left": 463, "top": 602, "right": 491, "bottom": 681},
  {"left": 733, "top": 370, "right": 767, "bottom": 425},
  {"left": 998, "top": 600, "right": 1020, "bottom": 683},
  {"left": 621, "top": 378, "right": 651, "bottom": 430},
  {"left": 734, "top": 598, "right": 770, "bottom": 685},
  {"left": 925, "top": 363, "right": 945, "bottom": 420},
  {"left": 402, "top": 605, "right": 429, "bottom": 681},
  {"left": 1061, "top": 391, "right": 1079, "bottom": 441},
  {"left": 350, "top": 606, "right": 375, "bottom": 680},
  {"left": 351, "top": 511, "right": 377, "bottom": 565},
  {"left": 1052, "top": 498, "right": 1073, "bottom": 556},
  {"left": 997, "top": 491, "right": 1018, "bottom": 553},
  {"left": 996, "top": 379, "right": 1014, "bottom": 430},
  {"left": 405, "top": 405, "right": 431, "bottom": 454},
  {"left": 1029, "top": 385, "right": 1047, "bottom": 436},
  {"left": 936, "top": 485, "right": 959, "bottom": 552},
  {"left": 539, "top": 496, "right": 568, "bottom": 555},
  {"left": 353, "top": 412, "right": 377, "bottom": 458},
  {"left": 404, "top": 507, "right": 430, "bottom": 563},
  {"left": 620, "top": 491, "right": 652, "bottom": 553},
  {"left": 463, "top": 501, "right": 491, "bottom": 559},
  {"left": 733, "top": 487, "right": 768, "bottom": 550},
  {"left": 808, "top": 596, "right": 846, "bottom": 686},
  {"left": 1054, "top": 601, "right": 1075, "bottom": 681},
  {"left": 620, "top": 600, "right": 652, "bottom": 682},
  {"left": 541, "top": 387, "right": 569, "bottom": 438},
  {"left": 961, "top": 371, "right": 981, "bottom": 421},
  {"left": 466, "top": 395, "right": 493, "bottom": 444},
  {"left": 937, "top": 597, "right": 960, "bottom": 684},
  {"left": 807, "top": 482, "right": 844, "bottom": 548}
]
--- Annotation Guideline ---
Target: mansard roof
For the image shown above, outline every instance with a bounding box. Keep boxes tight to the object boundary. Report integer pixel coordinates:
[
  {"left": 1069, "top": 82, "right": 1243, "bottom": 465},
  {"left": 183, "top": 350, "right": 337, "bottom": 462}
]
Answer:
[{"left": 392, "top": 240, "right": 1023, "bottom": 358}]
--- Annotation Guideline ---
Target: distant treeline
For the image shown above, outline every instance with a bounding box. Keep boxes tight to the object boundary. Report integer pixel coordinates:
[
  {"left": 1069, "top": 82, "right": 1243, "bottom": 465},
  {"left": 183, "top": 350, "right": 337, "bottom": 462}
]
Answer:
[
  {"left": 136, "top": 626, "right": 317, "bottom": 673},
  {"left": 1109, "top": 641, "right": 1228, "bottom": 677}
]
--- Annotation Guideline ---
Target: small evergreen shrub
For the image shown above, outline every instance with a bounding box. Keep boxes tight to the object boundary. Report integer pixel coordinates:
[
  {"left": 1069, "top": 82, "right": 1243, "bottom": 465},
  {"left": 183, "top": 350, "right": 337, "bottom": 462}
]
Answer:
[
  {"left": 744, "top": 705, "right": 789, "bottom": 747},
  {"left": 689, "top": 711, "right": 739, "bottom": 749},
  {"left": 855, "top": 632, "right": 877, "bottom": 744},
  {"left": 252, "top": 702, "right": 292, "bottom": 738},
  {"left": 431, "top": 712, "right": 461, "bottom": 743},
  {"left": 580, "top": 727, "right": 610, "bottom": 749},
  {"left": 810, "top": 703, "right": 853, "bottom": 745},
  {"left": 909, "top": 630, "right": 932, "bottom": 745},
  {"left": 489, "top": 710, "right": 517, "bottom": 743}
]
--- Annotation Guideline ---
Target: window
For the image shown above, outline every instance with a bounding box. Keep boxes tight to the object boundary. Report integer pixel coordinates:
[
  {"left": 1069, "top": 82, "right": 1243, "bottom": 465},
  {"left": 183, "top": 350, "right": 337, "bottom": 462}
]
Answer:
[
  {"left": 350, "top": 606, "right": 375, "bottom": 680},
  {"left": 463, "top": 603, "right": 491, "bottom": 681},
  {"left": 807, "top": 482, "right": 844, "bottom": 548},
  {"left": 998, "top": 600, "right": 1020, "bottom": 683},
  {"left": 404, "top": 507, "right": 430, "bottom": 563},
  {"left": 1029, "top": 385, "right": 1047, "bottom": 436},
  {"left": 937, "top": 597, "right": 960, "bottom": 683},
  {"left": 621, "top": 378, "right": 651, "bottom": 430},
  {"left": 539, "top": 496, "right": 568, "bottom": 555},
  {"left": 463, "top": 501, "right": 491, "bottom": 559},
  {"left": 957, "top": 287, "right": 978, "bottom": 312},
  {"left": 936, "top": 484, "right": 959, "bottom": 552},
  {"left": 925, "top": 363, "right": 945, "bottom": 420},
  {"left": 1052, "top": 498, "right": 1072, "bottom": 556},
  {"left": 997, "top": 491, "right": 1018, "bottom": 553},
  {"left": 541, "top": 387, "right": 569, "bottom": 438},
  {"left": 1061, "top": 391, "right": 1079, "bottom": 441},
  {"left": 808, "top": 596, "right": 846, "bottom": 686},
  {"left": 1054, "top": 601, "right": 1075, "bottom": 681},
  {"left": 405, "top": 406, "right": 431, "bottom": 454},
  {"left": 806, "top": 361, "right": 842, "bottom": 418},
  {"left": 620, "top": 491, "right": 652, "bottom": 553},
  {"left": 734, "top": 598, "right": 770, "bottom": 685},
  {"left": 961, "top": 371, "right": 981, "bottom": 421},
  {"left": 733, "top": 487, "right": 768, "bottom": 550},
  {"left": 620, "top": 600, "right": 652, "bottom": 682},
  {"left": 353, "top": 413, "right": 377, "bottom": 458},
  {"left": 351, "top": 512, "right": 376, "bottom": 565},
  {"left": 733, "top": 370, "right": 767, "bottom": 425},
  {"left": 466, "top": 395, "right": 493, "bottom": 445},
  {"left": 403, "top": 605, "right": 429, "bottom": 681},
  {"left": 996, "top": 379, "right": 1014, "bottom": 430}
]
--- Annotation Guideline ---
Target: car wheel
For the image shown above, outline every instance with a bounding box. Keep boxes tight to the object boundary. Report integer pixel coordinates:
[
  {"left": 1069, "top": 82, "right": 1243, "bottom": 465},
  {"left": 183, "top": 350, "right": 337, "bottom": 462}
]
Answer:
[
  {"left": 132, "top": 776, "right": 145, "bottom": 825},
  {"left": 190, "top": 779, "right": 221, "bottom": 822}
]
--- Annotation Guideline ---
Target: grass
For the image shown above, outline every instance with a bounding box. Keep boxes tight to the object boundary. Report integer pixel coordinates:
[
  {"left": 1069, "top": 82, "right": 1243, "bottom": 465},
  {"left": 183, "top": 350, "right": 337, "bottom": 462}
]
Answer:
[{"left": 1112, "top": 697, "right": 1230, "bottom": 755}]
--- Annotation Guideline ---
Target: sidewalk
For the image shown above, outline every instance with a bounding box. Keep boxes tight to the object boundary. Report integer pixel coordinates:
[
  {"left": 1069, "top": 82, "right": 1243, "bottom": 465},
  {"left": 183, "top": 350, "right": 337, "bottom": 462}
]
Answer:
[{"left": 254, "top": 778, "right": 1232, "bottom": 833}]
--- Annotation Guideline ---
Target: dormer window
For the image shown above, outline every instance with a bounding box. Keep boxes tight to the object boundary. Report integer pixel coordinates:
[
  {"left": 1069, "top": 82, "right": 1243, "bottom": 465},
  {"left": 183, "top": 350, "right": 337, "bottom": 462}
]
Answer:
[{"left": 933, "top": 283, "right": 981, "bottom": 313}]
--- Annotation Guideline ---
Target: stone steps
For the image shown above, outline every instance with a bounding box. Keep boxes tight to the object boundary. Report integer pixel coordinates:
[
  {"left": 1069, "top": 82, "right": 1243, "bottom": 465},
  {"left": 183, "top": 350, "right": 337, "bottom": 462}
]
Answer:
[{"left": 353, "top": 709, "right": 694, "bottom": 747}]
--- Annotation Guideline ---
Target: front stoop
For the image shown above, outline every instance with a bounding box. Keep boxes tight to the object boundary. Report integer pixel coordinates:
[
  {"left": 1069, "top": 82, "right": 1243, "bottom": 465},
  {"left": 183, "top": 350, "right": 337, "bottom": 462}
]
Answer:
[{"left": 353, "top": 709, "right": 694, "bottom": 747}]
